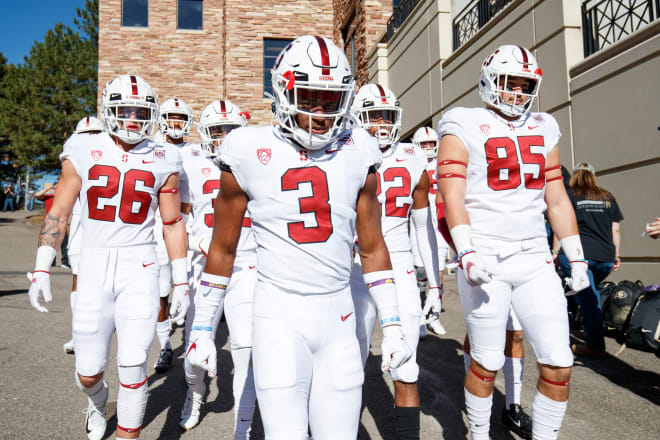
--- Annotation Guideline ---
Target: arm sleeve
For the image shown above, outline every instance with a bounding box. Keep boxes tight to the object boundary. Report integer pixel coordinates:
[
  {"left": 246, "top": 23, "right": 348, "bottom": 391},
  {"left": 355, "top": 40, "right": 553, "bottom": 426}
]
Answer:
[{"left": 410, "top": 206, "right": 441, "bottom": 288}]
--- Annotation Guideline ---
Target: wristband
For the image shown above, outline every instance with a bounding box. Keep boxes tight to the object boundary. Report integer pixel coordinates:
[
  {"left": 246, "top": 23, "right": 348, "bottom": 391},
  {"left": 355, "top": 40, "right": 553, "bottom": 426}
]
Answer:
[
  {"left": 35, "top": 246, "right": 57, "bottom": 272},
  {"left": 364, "top": 270, "right": 400, "bottom": 328},
  {"left": 171, "top": 258, "right": 188, "bottom": 285},
  {"left": 193, "top": 273, "right": 230, "bottom": 329},
  {"left": 560, "top": 235, "right": 585, "bottom": 261},
  {"left": 450, "top": 224, "right": 473, "bottom": 255}
]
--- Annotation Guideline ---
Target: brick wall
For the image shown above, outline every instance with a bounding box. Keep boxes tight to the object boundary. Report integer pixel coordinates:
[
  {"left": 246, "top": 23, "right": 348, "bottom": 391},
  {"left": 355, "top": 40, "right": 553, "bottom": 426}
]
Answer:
[
  {"left": 99, "top": 0, "right": 334, "bottom": 138},
  {"left": 333, "top": 0, "right": 392, "bottom": 87}
]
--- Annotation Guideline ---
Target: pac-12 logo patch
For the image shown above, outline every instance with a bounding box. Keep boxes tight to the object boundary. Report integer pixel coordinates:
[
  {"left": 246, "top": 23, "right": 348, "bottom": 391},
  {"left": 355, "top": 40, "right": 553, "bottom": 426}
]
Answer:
[
  {"left": 201, "top": 167, "right": 211, "bottom": 177},
  {"left": 480, "top": 124, "right": 490, "bottom": 136},
  {"left": 91, "top": 150, "right": 103, "bottom": 161},
  {"left": 257, "top": 148, "right": 272, "bottom": 165}
]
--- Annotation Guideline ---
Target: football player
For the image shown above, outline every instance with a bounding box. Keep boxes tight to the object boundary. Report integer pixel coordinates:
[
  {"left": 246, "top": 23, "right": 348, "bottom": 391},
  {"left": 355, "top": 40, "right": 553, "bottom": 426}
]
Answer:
[
  {"left": 27, "top": 74, "right": 188, "bottom": 440},
  {"left": 437, "top": 45, "right": 589, "bottom": 440},
  {"left": 186, "top": 35, "right": 411, "bottom": 439},
  {"left": 411, "top": 126, "right": 448, "bottom": 337},
  {"left": 179, "top": 99, "right": 256, "bottom": 438},
  {"left": 62, "top": 116, "right": 106, "bottom": 355},
  {"left": 350, "top": 84, "right": 441, "bottom": 440},
  {"left": 151, "top": 97, "right": 195, "bottom": 374}
]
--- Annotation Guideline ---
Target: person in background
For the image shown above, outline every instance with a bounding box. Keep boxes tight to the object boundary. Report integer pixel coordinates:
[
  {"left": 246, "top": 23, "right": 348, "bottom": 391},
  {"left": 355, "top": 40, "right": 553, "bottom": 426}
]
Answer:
[
  {"left": 3, "top": 184, "right": 15, "bottom": 212},
  {"left": 27, "top": 185, "right": 36, "bottom": 211},
  {"left": 555, "top": 162, "right": 623, "bottom": 358}
]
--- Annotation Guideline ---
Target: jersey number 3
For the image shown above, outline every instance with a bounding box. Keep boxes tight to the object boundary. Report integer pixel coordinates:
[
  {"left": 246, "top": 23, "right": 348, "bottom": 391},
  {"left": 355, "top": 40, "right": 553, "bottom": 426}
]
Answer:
[
  {"left": 484, "top": 136, "right": 545, "bottom": 191},
  {"left": 87, "top": 165, "right": 155, "bottom": 224},
  {"left": 281, "top": 166, "right": 333, "bottom": 244}
]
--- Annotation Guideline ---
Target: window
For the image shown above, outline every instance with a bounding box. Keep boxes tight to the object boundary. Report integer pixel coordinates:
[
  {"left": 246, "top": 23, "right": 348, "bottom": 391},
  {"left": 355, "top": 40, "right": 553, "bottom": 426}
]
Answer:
[
  {"left": 393, "top": 0, "right": 402, "bottom": 9},
  {"left": 178, "top": 0, "right": 203, "bottom": 30},
  {"left": 122, "top": 0, "right": 148, "bottom": 27},
  {"left": 263, "top": 39, "right": 294, "bottom": 99}
]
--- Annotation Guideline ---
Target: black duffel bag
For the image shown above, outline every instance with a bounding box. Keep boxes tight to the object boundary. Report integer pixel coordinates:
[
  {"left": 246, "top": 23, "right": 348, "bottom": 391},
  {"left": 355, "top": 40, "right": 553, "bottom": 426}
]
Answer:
[
  {"left": 625, "top": 286, "right": 660, "bottom": 354},
  {"left": 603, "top": 280, "right": 644, "bottom": 333}
]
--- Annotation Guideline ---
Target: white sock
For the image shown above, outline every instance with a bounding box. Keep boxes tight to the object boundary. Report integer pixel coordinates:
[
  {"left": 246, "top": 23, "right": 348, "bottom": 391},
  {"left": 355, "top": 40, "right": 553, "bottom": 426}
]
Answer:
[
  {"left": 231, "top": 347, "right": 256, "bottom": 439},
  {"left": 464, "top": 388, "right": 492, "bottom": 440},
  {"left": 504, "top": 356, "right": 524, "bottom": 407},
  {"left": 532, "top": 390, "right": 567, "bottom": 440},
  {"left": 463, "top": 352, "right": 471, "bottom": 373},
  {"left": 156, "top": 320, "right": 171, "bottom": 350}
]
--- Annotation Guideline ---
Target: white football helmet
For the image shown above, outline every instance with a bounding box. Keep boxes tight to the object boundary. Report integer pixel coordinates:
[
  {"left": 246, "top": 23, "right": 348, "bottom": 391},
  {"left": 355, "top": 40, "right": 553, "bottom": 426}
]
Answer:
[
  {"left": 100, "top": 74, "right": 159, "bottom": 144},
  {"left": 74, "top": 116, "right": 104, "bottom": 134},
  {"left": 412, "top": 126, "right": 439, "bottom": 160},
  {"left": 479, "top": 45, "right": 543, "bottom": 118},
  {"left": 159, "top": 98, "right": 193, "bottom": 139},
  {"left": 351, "top": 84, "right": 402, "bottom": 146},
  {"left": 197, "top": 100, "right": 249, "bottom": 157},
  {"left": 271, "top": 35, "right": 355, "bottom": 150}
]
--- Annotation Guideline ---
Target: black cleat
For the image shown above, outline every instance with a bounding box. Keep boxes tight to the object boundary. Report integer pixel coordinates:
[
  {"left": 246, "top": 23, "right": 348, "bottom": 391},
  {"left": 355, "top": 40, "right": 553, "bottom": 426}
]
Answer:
[
  {"left": 154, "top": 348, "right": 173, "bottom": 373},
  {"left": 501, "top": 404, "right": 532, "bottom": 439}
]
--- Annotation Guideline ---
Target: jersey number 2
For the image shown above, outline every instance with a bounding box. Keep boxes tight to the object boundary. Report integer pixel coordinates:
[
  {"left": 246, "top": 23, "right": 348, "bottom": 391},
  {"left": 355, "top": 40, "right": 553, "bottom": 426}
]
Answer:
[
  {"left": 484, "top": 136, "right": 545, "bottom": 191},
  {"left": 281, "top": 166, "right": 333, "bottom": 244},
  {"left": 87, "top": 165, "right": 155, "bottom": 224}
]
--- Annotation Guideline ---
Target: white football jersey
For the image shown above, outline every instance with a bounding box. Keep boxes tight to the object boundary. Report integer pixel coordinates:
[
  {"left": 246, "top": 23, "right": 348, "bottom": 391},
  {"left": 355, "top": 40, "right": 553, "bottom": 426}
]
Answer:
[
  {"left": 60, "top": 132, "right": 182, "bottom": 248},
  {"left": 181, "top": 144, "right": 256, "bottom": 257},
  {"left": 438, "top": 107, "right": 560, "bottom": 241},
  {"left": 377, "top": 142, "right": 427, "bottom": 253},
  {"left": 218, "top": 125, "right": 381, "bottom": 295}
]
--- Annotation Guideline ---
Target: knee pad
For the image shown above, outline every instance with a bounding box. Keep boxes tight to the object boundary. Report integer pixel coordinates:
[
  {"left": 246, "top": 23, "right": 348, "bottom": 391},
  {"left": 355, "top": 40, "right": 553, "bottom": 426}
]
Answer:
[
  {"left": 546, "top": 345, "right": 574, "bottom": 368},
  {"left": 117, "top": 349, "right": 148, "bottom": 385},
  {"left": 472, "top": 349, "right": 505, "bottom": 372}
]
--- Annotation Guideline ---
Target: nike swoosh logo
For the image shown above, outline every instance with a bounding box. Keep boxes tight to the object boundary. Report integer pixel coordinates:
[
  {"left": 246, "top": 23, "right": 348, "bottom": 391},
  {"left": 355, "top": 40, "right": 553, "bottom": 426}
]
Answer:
[
  {"left": 186, "top": 342, "right": 197, "bottom": 357},
  {"left": 142, "top": 262, "right": 155, "bottom": 267},
  {"left": 142, "top": 160, "right": 155, "bottom": 164},
  {"left": 248, "top": 265, "right": 256, "bottom": 270},
  {"left": 325, "top": 149, "right": 339, "bottom": 154},
  {"left": 341, "top": 312, "right": 353, "bottom": 322},
  {"left": 407, "top": 269, "right": 414, "bottom": 274},
  {"left": 396, "top": 158, "right": 407, "bottom": 162},
  {"left": 546, "top": 259, "right": 553, "bottom": 264},
  {"left": 528, "top": 126, "right": 539, "bottom": 130}
]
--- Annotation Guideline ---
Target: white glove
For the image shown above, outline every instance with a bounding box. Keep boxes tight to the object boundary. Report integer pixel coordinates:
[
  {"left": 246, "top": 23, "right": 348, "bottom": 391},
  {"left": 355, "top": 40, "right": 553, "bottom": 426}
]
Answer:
[
  {"left": 564, "top": 260, "right": 590, "bottom": 296},
  {"left": 26, "top": 271, "right": 52, "bottom": 313},
  {"left": 186, "top": 329, "right": 217, "bottom": 378},
  {"left": 380, "top": 325, "right": 412, "bottom": 373},
  {"left": 426, "top": 286, "right": 443, "bottom": 314},
  {"left": 460, "top": 251, "right": 493, "bottom": 286},
  {"left": 170, "top": 282, "right": 190, "bottom": 322}
]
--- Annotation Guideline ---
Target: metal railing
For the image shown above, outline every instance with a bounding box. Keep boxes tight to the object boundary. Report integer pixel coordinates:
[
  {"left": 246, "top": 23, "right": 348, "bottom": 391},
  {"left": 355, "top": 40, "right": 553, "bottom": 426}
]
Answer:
[
  {"left": 386, "top": 0, "right": 422, "bottom": 41},
  {"left": 452, "top": 0, "right": 513, "bottom": 50},
  {"left": 582, "top": 0, "right": 660, "bottom": 56}
]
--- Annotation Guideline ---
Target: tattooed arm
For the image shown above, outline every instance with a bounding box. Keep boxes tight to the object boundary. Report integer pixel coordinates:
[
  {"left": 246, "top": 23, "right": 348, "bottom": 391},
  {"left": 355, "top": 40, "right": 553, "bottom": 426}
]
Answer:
[
  {"left": 37, "top": 160, "right": 81, "bottom": 249},
  {"left": 28, "top": 160, "right": 81, "bottom": 312}
]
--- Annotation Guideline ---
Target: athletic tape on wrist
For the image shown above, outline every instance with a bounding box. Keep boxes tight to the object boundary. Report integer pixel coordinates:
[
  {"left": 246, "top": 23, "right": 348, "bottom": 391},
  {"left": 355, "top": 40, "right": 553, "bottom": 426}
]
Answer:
[
  {"left": 171, "top": 258, "right": 188, "bottom": 285},
  {"left": 450, "top": 224, "right": 473, "bottom": 255},
  {"left": 192, "top": 325, "right": 213, "bottom": 332},
  {"left": 560, "top": 235, "right": 585, "bottom": 262},
  {"left": 364, "top": 270, "right": 401, "bottom": 328},
  {"left": 35, "top": 246, "right": 57, "bottom": 272}
]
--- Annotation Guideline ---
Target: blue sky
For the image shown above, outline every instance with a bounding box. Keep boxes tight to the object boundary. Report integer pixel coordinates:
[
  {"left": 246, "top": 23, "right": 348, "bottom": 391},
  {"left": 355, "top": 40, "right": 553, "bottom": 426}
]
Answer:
[{"left": 1, "top": 0, "right": 88, "bottom": 65}]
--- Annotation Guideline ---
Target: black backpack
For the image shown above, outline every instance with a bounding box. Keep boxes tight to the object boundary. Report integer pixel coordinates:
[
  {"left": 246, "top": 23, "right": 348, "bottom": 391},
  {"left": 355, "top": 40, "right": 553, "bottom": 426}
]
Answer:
[
  {"left": 597, "top": 281, "right": 617, "bottom": 318},
  {"left": 603, "top": 280, "right": 644, "bottom": 333},
  {"left": 625, "top": 286, "right": 660, "bottom": 354}
]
